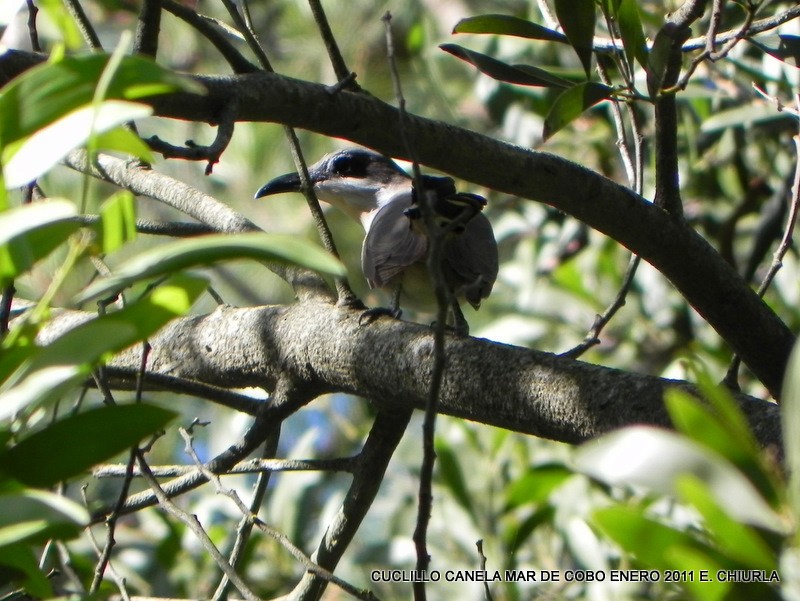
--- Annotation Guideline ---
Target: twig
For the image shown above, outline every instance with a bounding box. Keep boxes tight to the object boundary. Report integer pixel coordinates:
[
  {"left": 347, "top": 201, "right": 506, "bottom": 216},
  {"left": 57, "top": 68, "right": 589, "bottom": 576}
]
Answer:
[
  {"left": 146, "top": 96, "right": 238, "bottom": 174},
  {"left": 74, "top": 215, "right": 216, "bottom": 237},
  {"left": 161, "top": 0, "right": 257, "bottom": 73},
  {"left": 308, "top": 0, "right": 361, "bottom": 91},
  {"left": 382, "top": 12, "right": 447, "bottom": 601},
  {"left": 25, "top": 0, "right": 41, "bottom": 52},
  {"left": 725, "top": 94, "right": 800, "bottom": 388},
  {"left": 476, "top": 540, "right": 495, "bottom": 601},
  {"left": 63, "top": 0, "right": 103, "bottom": 49},
  {"left": 179, "top": 424, "right": 378, "bottom": 601},
  {"left": 135, "top": 449, "right": 261, "bottom": 601},
  {"left": 219, "top": 0, "right": 360, "bottom": 307},
  {"left": 211, "top": 433, "right": 279, "bottom": 601},
  {"left": 287, "top": 409, "right": 412, "bottom": 601},
  {"left": 134, "top": 0, "right": 162, "bottom": 58}
]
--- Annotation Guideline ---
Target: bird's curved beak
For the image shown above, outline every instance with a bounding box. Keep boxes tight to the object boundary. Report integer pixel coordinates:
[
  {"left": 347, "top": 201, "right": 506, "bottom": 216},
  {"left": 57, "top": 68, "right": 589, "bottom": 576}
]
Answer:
[{"left": 254, "top": 172, "right": 303, "bottom": 199}]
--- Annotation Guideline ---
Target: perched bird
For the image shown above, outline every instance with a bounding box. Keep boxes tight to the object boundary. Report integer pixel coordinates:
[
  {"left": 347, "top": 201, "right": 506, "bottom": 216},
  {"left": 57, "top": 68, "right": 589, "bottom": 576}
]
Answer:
[{"left": 255, "top": 148, "right": 498, "bottom": 334}]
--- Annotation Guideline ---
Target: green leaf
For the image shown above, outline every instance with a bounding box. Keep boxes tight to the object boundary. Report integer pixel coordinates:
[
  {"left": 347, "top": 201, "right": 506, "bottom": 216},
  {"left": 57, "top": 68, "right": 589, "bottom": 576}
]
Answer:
[
  {"left": 0, "top": 274, "right": 206, "bottom": 418},
  {"left": 440, "top": 44, "right": 572, "bottom": 89},
  {"left": 36, "top": 0, "right": 82, "bottom": 49},
  {"left": 576, "top": 426, "right": 786, "bottom": 533},
  {"left": 453, "top": 14, "right": 568, "bottom": 44},
  {"left": 504, "top": 463, "right": 573, "bottom": 510},
  {"left": 74, "top": 232, "right": 345, "bottom": 304},
  {"left": 646, "top": 27, "right": 674, "bottom": 98},
  {"left": 435, "top": 440, "right": 473, "bottom": 515},
  {"left": 543, "top": 81, "right": 613, "bottom": 140},
  {"left": 0, "top": 200, "right": 80, "bottom": 286},
  {"left": 0, "top": 489, "right": 88, "bottom": 546},
  {"left": 783, "top": 338, "right": 800, "bottom": 524},
  {"left": 553, "top": 0, "right": 596, "bottom": 77},
  {"left": 4, "top": 100, "right": 152, "bottom": 188},
  {"left": 0, "top": 545, "right": 52, "bottom": 598},
  {"left": 675, "top": 474, "right": 777, "bottom": 570},
  {"left": 0, "top": 53, "right": 202, "bottom": 150},
  {"left": 100, "top": 190, "right": 137, "bottom": 253},
  {"left": 0, "top": 404, "right": 176, "bottom": 487},
  {"left": 617, "top": 0, "right": 648, "bottom": 71}
]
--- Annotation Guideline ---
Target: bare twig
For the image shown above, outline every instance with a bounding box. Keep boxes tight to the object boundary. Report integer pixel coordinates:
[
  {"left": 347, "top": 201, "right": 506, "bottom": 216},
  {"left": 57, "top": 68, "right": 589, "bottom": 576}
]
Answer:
[
  {"left": 63, "top": 0, "right": 103, "bottom": 49},
  {"left": 725, "top": 94, "right": 800, "bottom": 388},
  {"left": 24, "top": 0, "right": 41, "bottom": 52},
  {"left": 178, "top": 423, "right": 378, "bottom": 601},
  {"left": 308, "top": 0, "right": 360, "bottom": 91},
  {"left": 135, "top": 449, "right": 261, "bottom": 601},
  {"left": 476, "top": 540, "right": 495, "bottom": 601},
  {"left": 146, "top": 96, "right": 238, "bottom": 174},
  {"left": 382, "top": 12, "right": 447, "bottom": 601},
  {"left": 134, "top": 0, "right": 162, "bottom": 58}
]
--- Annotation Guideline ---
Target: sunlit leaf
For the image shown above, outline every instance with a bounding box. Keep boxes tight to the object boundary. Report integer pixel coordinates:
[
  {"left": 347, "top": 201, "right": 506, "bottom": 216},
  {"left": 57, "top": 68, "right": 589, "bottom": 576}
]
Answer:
[
  {"left": 0, "top": 200, "right": 80, "bottom": 286},
  {"left": 617, "top": 0, "right": 648, "bottom": 71},
  {"left": 576, "top": 427, "right": 786, "bottom": 532},
  {"left": 504, "top": 463, "right": 573, "bottom": 510},
  {"left": 543, "top": 81, "right": 613, "bottom": 139},
  {"left": 453, "top": 14, "right": 567, "bottom": 44},
  {"left": 0, "top": 53, "right": 202, "bottom": 150},
  {"left": 0, "top": 489, "right": 87, "bottom": 546},
  {"left": 4, "top": 100, "right": 152, "bottom": 188},
  {"left": 0, "top": 404, "right": 176, "bottom": 487},
  {"left": 675, "top": 474, "right": 777, "bottom": 571},
  {"left": 100, "top": 190, "right": 137, "bottom": 253},
  {"left": 440, "top": 44, "right": 572, "bottom": 89},
  {"left": 553, "top": 0, "right": 596, "bottom": 77},
  {"left": 74, "top": 233, "right": 345, "bottom": 303}
]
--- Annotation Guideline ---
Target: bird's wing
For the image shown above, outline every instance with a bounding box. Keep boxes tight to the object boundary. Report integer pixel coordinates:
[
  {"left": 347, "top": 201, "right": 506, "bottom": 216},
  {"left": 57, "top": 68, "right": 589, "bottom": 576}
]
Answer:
[
  {"left": 362, "top": 199, "right": 428, "bottom": 288},
  {"left": 443, "top": 213, "right": 499, "bottom": 308}
]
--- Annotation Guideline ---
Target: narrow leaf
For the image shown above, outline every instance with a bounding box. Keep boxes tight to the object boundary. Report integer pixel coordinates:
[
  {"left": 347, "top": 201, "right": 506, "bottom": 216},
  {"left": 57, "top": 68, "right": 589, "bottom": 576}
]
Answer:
[
  {"left": 440, "top": 44, "right": 572, "bottom": 88},
  {"left": 543, "top": 82, "right": 613, "bottom": 140},
  {"left": 4, "top": 101, "right": 152, "bottom": 188},
  {"left": 749, "top": 34, "right": 800, "bottom": 68},
  {"left": 435, "top": 440, "right": 473, "bottom": 515},
  {"left": 100, "top": 190, "right": 137, "bottom": 253},
  {"left": 0, "top": 200, "right": 80, "bottom": 286},
  {"left": 504, "top": 463, "right": 573, "bottom": 510},
  {"left": 617, "top": 0, "right": 648, "bottom": 71},
  {"left": 454, "top": 14, "right": 568, "bottom": 44},
  {"left": 74, "top": 232, "right": 345, "bottom": 303},
  {"left": 0, "top": 404, "right": 176, "bottom": 487},
  {"left": 553, "top": 0, "right": 596, "bottom": 77},
  {"left": 646, "top": 27, "right": 674, "bottom": 98}
]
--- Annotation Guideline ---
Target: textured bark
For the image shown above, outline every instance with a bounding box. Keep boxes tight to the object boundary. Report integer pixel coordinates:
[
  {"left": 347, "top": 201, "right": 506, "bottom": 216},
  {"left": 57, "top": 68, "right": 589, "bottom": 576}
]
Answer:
[{"left": 40, "top": 300, "right": 783, "bottom": 452}]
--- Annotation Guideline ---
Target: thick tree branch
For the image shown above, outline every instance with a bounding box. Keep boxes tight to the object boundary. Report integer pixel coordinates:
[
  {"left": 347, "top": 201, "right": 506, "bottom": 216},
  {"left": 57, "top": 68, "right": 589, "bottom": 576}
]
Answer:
[
  {"left": 36, "top": 301, "right": 783, "bottom": 453},
  {"left": 1, "top": 51, "right": 794, "bottom": 396}
]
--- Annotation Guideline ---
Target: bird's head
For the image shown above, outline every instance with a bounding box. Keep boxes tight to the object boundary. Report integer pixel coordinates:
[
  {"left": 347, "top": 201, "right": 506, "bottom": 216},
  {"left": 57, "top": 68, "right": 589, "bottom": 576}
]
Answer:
[{"left": 255, "top": 148, "right": 412, "bottom": 224}]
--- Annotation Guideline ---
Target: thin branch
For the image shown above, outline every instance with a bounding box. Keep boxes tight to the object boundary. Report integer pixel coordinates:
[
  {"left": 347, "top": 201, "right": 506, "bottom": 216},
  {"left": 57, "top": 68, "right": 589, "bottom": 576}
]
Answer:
[
  {"left": 382, "top": 12, "right": 445, "bottom": 600},
  {"left": 134, "top": 0, "right": 162, "bottom": 58},
  {"left": 74, "top": 215, "right": 216, "bottom": 237},
  {"left": 24, "top": 0, "right": 41, "bottom": 52},
  {"left": 161, "top": 0, "right": 257, "bottom": 74},
  {"left": 63, "top": 0, "right": 103, "bottom": 50},
  {"left": 146, "top": 96, "right": 238, "bottom": 174},
  {"left": 94, "top": 455, "right": 355, "bottom": 478},
  {"left": 211, "top": 433, "right": 280, "bottom": 601},
  {"left": 307, "top": 0, "right": 360, "bottom": 91},
  {"left": 725, "top": 94, "right": 800, "bottom": 387},
  {"left": 287, "top": 409, "right": 411, "bottom": 601},
  {"left": 178, "top": 423, "right": 378, "bottom": 601},
  {"left": 135, "top": 449, "right": 261, "bottom": 601}
]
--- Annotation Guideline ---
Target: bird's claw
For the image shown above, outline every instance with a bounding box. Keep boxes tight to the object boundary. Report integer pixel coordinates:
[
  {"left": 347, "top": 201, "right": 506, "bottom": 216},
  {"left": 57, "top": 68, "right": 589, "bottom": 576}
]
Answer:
[{"left": 359, "top": 306, "right": 402, "bottom": 326}]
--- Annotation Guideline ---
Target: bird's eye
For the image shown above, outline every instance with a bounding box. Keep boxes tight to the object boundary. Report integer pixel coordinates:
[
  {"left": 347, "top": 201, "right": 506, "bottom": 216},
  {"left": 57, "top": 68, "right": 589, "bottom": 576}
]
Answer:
[{"left": 332, "top": 155, "right": 353, "bottom": 175}]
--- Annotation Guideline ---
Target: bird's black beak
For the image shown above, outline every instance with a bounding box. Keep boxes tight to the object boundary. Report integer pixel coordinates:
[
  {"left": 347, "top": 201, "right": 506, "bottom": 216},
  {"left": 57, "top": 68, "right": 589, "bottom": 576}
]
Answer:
[{"left": 254, "top": 172, "right": 303, "bottom": 199}]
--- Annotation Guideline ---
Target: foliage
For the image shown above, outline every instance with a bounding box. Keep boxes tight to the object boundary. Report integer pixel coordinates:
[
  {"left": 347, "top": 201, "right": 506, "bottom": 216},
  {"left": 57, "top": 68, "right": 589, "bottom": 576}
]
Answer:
[{"left": 0, "top": 0, "right": 798, "bottom": 600}]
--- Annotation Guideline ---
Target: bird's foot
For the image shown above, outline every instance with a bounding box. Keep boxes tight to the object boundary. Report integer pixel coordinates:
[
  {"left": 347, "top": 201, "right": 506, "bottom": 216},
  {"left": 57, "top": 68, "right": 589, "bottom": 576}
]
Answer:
[
  {"left": 359, "top": 306, "right": 402, "bottom": 326},
  {"left": 430, "top": 320, "right": 470, "bottom": 337}
]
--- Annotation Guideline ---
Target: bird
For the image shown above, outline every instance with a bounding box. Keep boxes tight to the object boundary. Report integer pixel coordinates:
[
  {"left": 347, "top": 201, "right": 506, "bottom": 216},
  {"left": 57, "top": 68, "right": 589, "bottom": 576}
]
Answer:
[{"left": 255, "top": 148, "right": 498, "bottom": 334}]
